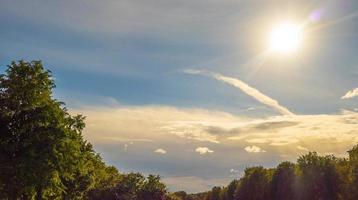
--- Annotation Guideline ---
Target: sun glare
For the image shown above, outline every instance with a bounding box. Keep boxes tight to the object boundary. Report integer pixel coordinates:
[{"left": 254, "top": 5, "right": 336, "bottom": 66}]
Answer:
[{"left": 269, "top": 22, "right": 302, "bottom": 54}]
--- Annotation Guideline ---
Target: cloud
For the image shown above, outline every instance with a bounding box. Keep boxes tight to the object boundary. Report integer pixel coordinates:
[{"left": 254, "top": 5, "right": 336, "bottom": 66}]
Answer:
[
  {"left": 244, "top": 145, "right": 266, "bottom": 153},
  {"left": 195, "top": 147, "right": 214, "bottom": 155},
  {"left": 184, "top": 69, "right": 294, "bottom": 116},
  {"left": 297, "top": 145, "right": 309, "bottom": 151},
  {"left": 154, "top": 148, "right": 167, "bottom": 154},
  {"left": 72, "top": 105, "right": 245, "bottom": 144},
  {"left": 103, "top": 137, "right": 154, "bottom": 143},
  {"left": 230, "top": 168, "right": 239, "bottom": 174},
  {"left": 342, "top": 88, "right": 358, "bottom": 99},
  {"left": 72, "top": 105, "right": 358, "bottom": 150},
  {"left": 71, "top": 104, "right": 358, "bottom": 192}
]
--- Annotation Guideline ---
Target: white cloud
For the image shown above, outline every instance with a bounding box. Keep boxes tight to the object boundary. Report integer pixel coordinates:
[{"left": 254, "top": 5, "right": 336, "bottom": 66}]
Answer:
[
  {"left": 244, "top": 145, "right": 266, "bottom": 153},
  {"left": 184, "top": 69, "right": 294, "bottom": 116},
  {"left": 154, "top": 148, "right": 167, "bottom": 154},
  {"left": 342, "top": 88, "right": 358, "bottom": 99},
  {"left": 195, "top": 147, "right": 214, "bottom": 155}
]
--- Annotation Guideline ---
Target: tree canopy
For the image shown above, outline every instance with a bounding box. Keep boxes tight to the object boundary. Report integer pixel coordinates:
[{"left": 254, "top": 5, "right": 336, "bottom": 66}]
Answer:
[{"left": 0, "top": 61, "right": 167, "bottom": 200}]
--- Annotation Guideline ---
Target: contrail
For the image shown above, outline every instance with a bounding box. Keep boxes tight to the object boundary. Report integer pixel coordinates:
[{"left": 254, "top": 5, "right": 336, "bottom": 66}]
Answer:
[{"left": 184, "top": 69, "right": 294, "bottom": 116}]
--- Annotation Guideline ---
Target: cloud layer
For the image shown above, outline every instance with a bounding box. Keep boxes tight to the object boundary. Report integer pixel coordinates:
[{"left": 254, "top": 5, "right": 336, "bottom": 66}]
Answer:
[{"left": 71, "top": 105, "right": 358, "bottom": 192}]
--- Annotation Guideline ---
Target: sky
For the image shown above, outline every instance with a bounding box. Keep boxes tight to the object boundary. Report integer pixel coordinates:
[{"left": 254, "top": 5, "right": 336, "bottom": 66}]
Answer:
[{"left": 1, "top": 0, "right": 358, "bottom": 193}]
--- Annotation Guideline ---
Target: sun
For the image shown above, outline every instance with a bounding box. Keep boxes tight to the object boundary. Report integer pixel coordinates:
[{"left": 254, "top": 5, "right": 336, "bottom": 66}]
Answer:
[{"left": 269, "top": 22, "right": 302, "bottom": 53}]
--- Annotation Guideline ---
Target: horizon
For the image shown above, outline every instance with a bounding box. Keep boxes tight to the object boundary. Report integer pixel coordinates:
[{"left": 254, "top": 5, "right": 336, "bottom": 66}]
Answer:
[{"left": 1, "top": 0, "right": 358, "bottom": 193}]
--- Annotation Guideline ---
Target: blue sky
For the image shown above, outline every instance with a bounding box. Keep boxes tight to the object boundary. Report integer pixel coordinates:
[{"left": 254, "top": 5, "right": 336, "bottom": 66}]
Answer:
[{"left": 1, "top": 0, "right": 358, "bottom": 192}]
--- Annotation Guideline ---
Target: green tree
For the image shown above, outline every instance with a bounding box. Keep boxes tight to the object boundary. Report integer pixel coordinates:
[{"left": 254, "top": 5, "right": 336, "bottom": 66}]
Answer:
[
  {"left": 334, "top": 157, "right": 350, "bottom": 200},
  {"left": 224, "top": 180, "right": 239, "bottom": 200},
  {"left": 138, "top": 174, "right": 167, "bottom": 200},
  {"left": 107, "top": 173, "right": 146, "bottom": 200},
  {"left": 88, "top": 173, "right": 167, "bottom": 200},
  {"left": 235, "top": 167, "right": 272, "bottom": 200},
  {"left": 347, "top": 145, "right": 358, "bottom": 200},
  {"left": 297, "top": 152, "right": 341, "bottom": 200},
  {"left": 270, "top": 162, "right": 296, "bottom": 200},
  {"left": 205, "top": 186, "right": 222, "bottom": 200},
  {"left": 172, "top": 191, "right": 189, "bottom": 200},
  {"left": 0, "top": 61, "right": 103, "bottom": 199}
]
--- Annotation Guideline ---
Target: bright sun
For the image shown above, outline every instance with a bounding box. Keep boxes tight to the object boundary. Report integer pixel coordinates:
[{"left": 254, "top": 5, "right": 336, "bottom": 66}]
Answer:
[{"left": 269, "top": 22, "right": 302, "bottom": 53}]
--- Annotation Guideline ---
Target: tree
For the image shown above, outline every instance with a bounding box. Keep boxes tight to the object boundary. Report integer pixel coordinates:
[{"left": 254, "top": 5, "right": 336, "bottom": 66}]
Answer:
[
  {"left": 87, "top": 173, "right": 167, "bottom": 200},
  {"left": 270, "top": 162, "right": 296, "bottom": 200},
  {"left": 347, "top": 145, "right": 358, "bottom": 200},
  {"left": 224, "top": 180, "right": 239, "bottom": 200},
  {"left": 172, "top": 191, "right": 189, "bottom": 200},
  {"left": 0, "top": 61, "right": 102, "bottom": 199},
  {"left": 335, "top": 157, "right": 350, "bottom": 200},
  {"left": 205, "top": 186, "right": 222, "bottom": 200},
  {"left": 297, "top": 152, "right": 341, "bottom": 200},
  {"left": 107, "top": 173, "right": 146, "bottom": 200},
  {"left": 138, "top": 174, "right": 167, "bottom": 200},
  {"left": 235, "top": 167, "right": 272, "bottom": 200},
  {"left": 0, "top": 60, "right": 168, "bottom": 200}
]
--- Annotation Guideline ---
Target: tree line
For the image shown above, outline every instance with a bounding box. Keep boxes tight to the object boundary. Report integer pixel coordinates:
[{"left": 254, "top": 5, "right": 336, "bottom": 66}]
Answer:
[
  {"left": 1, "top": 60, "right": 357, "bottom": 200},
  {"left": 171, "top": 146, "right": 358, "bottom": 200}
]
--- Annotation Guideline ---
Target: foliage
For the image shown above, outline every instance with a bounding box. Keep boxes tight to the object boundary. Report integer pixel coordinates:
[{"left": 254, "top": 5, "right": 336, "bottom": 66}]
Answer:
[
  {"left": 297, "top": 152, "right": 341, "bottom": 200},
  {"left": 0, "top": 61, "right": 167, "bottom": 200},
  {"left": 347, "top": 145, "right": 358, "bottom": 200},
  {"left": 0, "top": 60, "right": 92, "bottom": 199},
  {"left": 87, "top": 173, "right": 166, "bottom": 200},
  {"left": 270, "top": 161, "right": 296, "bottom": 200},
  {"left": 235, "top": 167, "right": 273, "bottom": 200}
]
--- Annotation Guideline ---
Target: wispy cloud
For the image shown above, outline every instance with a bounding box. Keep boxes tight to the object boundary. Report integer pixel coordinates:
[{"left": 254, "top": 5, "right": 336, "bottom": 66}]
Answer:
[
  {"left": 195, "top": 147, "right": 214, "bottom": 155},
  {"left": 184, "top": 69, "right": 294, "bottom": 116},
  {"left": 244, "top": 145, "right": 266, "bottom": 153},
  {"left": 342, "top": 87, "right": 358, "bottom": 99}
]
